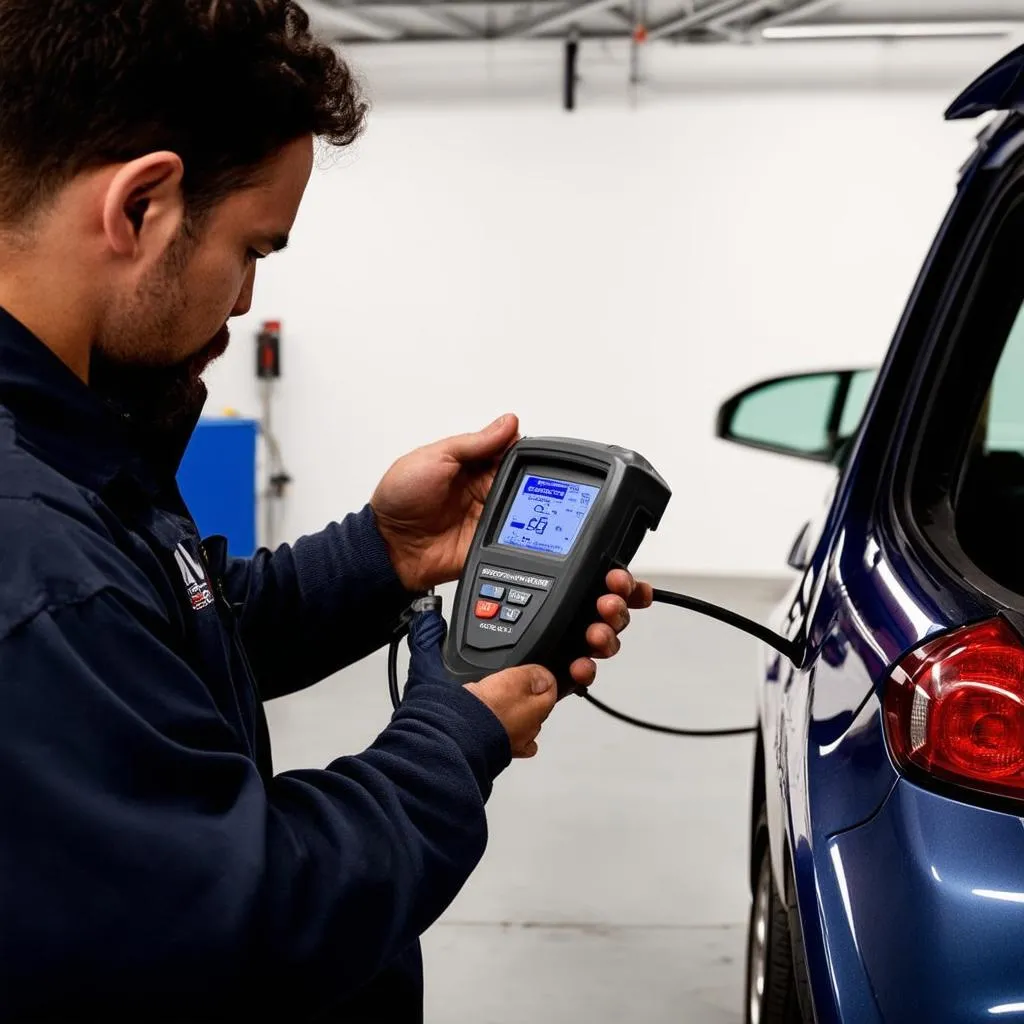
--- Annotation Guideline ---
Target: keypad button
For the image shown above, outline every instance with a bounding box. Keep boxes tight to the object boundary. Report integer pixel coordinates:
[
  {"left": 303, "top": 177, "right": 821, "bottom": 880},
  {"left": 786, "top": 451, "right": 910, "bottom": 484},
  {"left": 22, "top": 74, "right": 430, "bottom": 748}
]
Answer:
[
  {"left": 499, "top": 606, "right": 522, "bottom": 624},
  {"left": 479, "top": 583, "right": 506, "bottom": 601},
  {"left": 507, "top": 589, "right": 532, "bottom": 607},
  {"left": 475, "top": 600, "right": 501, "bottom": 620}
]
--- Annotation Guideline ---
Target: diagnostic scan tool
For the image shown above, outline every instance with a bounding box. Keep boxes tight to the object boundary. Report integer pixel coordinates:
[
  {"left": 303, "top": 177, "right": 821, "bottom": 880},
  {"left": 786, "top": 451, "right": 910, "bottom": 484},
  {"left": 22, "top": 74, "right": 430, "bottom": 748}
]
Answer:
[{"left": 443, "top": 438, "right": 672, "bottom": 694}]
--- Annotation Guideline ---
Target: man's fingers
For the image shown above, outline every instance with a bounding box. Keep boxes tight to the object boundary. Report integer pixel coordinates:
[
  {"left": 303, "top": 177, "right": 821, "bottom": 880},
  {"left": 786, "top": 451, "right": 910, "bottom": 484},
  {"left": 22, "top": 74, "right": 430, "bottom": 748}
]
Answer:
[
  {"left": 605, "top": 569, "right": 654, "bottom": 610},
  {"left": 570, "top": 657, "right": 598, "bottom": 687},
  {"left": 605, "top": 569, "right": 634, "bottom": 600},
  {"left": 586, "top": 576, "right": 652, "bottom": 660},
  {"left": 597, "top": 594, "right": 630, "bottom": 633},
  {"left": 443, "top": 414, "right": 520, "bottom": 464},
  {"left": 586, "top": 623, "right": 620, "bottom": 659}
]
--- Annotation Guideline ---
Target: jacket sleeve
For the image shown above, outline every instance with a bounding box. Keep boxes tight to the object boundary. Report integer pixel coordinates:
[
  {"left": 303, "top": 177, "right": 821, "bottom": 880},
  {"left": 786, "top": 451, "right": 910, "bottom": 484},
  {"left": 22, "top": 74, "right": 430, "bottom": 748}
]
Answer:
[
  {"left": 0, "top": 587, "right": 511, "bottom": 1021},
  {"left": 220, "top": 505, "right": 414, "bottom": 700}
]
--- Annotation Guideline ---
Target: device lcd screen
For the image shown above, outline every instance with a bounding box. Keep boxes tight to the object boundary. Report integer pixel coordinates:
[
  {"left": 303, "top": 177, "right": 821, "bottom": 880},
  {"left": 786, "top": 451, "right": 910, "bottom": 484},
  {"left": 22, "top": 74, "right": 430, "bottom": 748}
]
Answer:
[{"left": 496, "top": 474, "right": 601, "bottom": 557}]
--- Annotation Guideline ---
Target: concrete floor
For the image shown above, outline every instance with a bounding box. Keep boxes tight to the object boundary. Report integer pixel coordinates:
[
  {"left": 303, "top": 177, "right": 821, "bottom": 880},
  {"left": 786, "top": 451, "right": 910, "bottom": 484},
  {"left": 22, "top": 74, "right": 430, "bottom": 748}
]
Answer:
[{"left": 264, "top": 575, "right": 790, "bottom": 1024}]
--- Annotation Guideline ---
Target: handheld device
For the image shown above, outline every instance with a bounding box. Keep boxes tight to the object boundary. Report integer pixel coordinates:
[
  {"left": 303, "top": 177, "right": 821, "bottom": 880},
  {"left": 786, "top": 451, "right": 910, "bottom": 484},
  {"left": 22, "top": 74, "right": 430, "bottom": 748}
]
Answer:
[{"left": 443, "top": 437, "right": 672, "bottom": 693}]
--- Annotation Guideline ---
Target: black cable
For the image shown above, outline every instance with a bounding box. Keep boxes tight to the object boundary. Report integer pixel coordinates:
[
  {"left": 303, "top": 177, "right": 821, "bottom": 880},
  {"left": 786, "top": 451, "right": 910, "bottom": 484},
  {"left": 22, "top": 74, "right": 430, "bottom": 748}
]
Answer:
[
  {"left": 575, "top": 587, "right": 801, "bottom": 738},
  {"left": 580, "top": 690, "right": 757, "bottom": 737},
  {"left": 651, "top": 588, "right": 801, "bottom": 663},
  {"left": 388, "top": 587, "right": 798, "bottom": 738},
  {"left": 389, "top": 594, "right": 442, "bottom": 711},
  {"left": 388, "top": 628, "right": 407, "bottom": 712}
]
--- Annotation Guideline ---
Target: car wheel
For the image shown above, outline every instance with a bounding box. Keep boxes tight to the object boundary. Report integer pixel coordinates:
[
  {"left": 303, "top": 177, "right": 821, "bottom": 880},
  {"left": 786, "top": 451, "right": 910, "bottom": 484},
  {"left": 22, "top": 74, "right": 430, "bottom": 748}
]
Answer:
[{"left": 745, "top": 813, "right": 809, "bottom": 1024}]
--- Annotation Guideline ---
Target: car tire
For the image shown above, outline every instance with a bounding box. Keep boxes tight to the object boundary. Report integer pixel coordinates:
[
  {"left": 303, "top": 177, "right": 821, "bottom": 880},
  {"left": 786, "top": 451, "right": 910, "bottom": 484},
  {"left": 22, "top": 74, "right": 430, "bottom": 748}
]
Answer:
[{"left": 745, "top": 811, "right": 811, "bottom": 1024}]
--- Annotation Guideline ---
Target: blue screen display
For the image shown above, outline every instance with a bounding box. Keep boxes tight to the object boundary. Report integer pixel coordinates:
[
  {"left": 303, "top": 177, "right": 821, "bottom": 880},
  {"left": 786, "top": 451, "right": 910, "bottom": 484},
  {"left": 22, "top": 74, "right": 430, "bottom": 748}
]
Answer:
[{"left": 497, "top": 475, "right": 601, "bottom": 557}]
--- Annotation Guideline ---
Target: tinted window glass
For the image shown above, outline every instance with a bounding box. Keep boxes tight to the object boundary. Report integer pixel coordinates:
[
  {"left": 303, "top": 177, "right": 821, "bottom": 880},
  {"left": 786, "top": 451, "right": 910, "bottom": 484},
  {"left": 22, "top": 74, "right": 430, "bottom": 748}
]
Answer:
[
  {"left": 956, "top": 299, "right": 1024, "bottom": 590},
  {"left": 986, "top": 307, "right": 1024, "bottom": 453},
  {"left": 839, "top": 370, "right": 877, "bottom": 439}
]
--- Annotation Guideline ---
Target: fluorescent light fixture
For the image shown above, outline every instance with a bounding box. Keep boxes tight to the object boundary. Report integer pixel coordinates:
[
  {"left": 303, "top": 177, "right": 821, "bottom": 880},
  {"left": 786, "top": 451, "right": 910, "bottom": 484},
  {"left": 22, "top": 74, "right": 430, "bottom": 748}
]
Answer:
[
  {"left": 990, "top": 1005, "right": 1024, "bottom": 1017},
  {"left": 764, "top": 21, "right": 1019, "bottom": 40}
]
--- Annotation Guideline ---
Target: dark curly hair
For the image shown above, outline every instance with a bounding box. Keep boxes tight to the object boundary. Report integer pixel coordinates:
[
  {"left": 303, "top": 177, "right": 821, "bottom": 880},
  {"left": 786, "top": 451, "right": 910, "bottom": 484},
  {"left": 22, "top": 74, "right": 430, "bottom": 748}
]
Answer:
[{"left": 0, "top": 0, "right": 366, "bottom": 223}]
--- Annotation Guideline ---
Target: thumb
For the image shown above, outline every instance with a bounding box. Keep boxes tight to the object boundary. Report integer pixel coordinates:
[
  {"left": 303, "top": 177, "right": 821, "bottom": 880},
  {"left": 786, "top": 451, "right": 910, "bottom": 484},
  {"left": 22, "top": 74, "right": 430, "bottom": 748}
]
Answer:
[
  {"left": 497, "top": 663, "right": 557, "bottom": 698},
  {"left": 445, "top": 414, "right": 520, "bottom": 464}
]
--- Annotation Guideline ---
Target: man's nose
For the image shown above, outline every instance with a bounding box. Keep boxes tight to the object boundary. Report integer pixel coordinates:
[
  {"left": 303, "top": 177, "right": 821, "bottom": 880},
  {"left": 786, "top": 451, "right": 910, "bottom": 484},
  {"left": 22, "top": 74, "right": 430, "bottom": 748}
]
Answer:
[{"left": 232, "top": 265, "right": 256, "bottom": 318}]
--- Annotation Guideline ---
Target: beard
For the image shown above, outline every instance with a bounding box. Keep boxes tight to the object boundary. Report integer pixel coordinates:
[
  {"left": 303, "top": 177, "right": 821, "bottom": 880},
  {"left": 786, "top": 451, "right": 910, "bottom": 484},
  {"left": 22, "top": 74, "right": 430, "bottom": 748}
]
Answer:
[
  {"left": 91, "top": 227, "right": 231, "bottom": 437},
  {"left": 90, "top": 324, "right": 231, "bottom": 438}
]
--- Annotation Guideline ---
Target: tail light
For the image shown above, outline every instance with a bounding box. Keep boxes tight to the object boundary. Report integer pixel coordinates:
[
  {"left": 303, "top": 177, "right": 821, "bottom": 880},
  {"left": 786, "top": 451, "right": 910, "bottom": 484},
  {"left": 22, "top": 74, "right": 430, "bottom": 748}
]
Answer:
[{"left": 883, "top": 618, "right": 1024, "bottom": 802}]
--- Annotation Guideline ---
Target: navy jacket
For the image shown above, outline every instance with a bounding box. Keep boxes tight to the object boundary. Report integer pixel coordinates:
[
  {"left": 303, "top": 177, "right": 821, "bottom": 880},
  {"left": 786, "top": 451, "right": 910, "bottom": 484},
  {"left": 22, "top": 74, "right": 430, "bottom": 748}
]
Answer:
[{"left": 0, "top": 310, "right": 512, "bottom": 1022}]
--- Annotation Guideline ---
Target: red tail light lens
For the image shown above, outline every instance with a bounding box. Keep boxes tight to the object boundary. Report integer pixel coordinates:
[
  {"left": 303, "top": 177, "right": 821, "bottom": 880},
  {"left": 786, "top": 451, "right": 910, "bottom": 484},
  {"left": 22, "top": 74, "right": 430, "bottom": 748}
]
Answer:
[{"left": 883, "top": 618, "right": 1024, "bottom": 801}]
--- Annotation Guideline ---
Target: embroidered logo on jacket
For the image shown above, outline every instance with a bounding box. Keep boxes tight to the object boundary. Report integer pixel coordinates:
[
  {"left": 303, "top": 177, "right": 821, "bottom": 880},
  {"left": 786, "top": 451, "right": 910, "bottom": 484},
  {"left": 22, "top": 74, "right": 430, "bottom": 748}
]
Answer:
[{"left": 174, "top": 544, "right": 216, "bottom": 612}]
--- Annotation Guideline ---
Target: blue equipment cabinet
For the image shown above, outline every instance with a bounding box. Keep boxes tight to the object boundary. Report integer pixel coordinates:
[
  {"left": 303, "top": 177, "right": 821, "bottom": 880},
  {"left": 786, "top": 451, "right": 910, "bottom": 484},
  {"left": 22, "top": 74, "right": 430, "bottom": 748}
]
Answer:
[{"left": 177, "top": 418, "right": 259, "bottom": 557}]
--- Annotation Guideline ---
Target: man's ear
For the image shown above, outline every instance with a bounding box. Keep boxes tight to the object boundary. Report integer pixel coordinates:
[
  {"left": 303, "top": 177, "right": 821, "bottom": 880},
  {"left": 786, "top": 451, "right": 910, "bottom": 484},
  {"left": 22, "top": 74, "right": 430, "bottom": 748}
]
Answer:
[{"left": 102, "top": 152, "right": 186, "bottom": 262}]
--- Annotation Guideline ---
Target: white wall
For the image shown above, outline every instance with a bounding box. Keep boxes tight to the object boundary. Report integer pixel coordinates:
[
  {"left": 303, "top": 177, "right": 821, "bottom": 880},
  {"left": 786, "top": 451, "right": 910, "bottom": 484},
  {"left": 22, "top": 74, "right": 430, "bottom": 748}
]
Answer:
[{"left": 203, "top": 38, "right": 998, "bottom": 576}]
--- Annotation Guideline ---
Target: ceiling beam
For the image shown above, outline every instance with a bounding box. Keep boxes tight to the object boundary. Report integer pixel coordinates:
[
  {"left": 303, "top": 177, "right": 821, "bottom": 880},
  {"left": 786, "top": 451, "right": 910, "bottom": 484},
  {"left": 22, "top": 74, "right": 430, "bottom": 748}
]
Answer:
[
  {"left": 414, "top": 5, "right": 482, "bottom": 37},
  {"left": 647, "top": 0, "right": 754, "bottom": 43},
  {"left": 340, "top": 29, "right": 637, "bottom": 43},
  {"left": 303, "top": 0, "right": 402, "bottom": 40},
  {"left": 754, "top": 0, "right": 839, "bottom": 31},
  {"left": 326, "top": 0, "right": 563, "bottom": 7},
  {"left": 607, "top": 6, "right": 639, "bottom": 29},
  {"left": 505, "top": 0, "right": 626, "bottom": 37},
  {"left": 705, "top": 0, "right": 778, "bottom": 37}
]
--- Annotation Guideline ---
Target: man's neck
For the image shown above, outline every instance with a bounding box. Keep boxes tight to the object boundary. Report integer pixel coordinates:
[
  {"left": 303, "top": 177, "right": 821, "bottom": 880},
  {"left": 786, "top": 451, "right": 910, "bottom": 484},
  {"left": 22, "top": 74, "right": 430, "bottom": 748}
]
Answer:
[{"left": 0, "top": 251, "right": 96, "bottom": 384}]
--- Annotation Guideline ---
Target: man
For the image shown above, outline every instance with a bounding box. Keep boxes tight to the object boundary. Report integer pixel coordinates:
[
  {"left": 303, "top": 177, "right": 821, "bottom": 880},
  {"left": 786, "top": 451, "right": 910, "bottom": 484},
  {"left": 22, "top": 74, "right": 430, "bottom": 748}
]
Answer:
[{"left": 0, "top": 2, "right": 652, "bottom": 1021}]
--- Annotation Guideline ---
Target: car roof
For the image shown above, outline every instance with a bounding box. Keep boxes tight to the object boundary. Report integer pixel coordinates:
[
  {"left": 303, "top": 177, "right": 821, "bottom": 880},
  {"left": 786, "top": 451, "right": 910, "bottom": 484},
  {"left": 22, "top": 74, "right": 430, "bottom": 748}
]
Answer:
[{"left": 947, "top": 42, "right": 1024, "bottom": 120}]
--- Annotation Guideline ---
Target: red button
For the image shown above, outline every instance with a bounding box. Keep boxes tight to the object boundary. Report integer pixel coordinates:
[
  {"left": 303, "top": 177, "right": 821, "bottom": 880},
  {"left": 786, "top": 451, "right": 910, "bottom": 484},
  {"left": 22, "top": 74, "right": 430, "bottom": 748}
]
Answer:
[{"left": 475, "top": 599, "right": 501, "bottom": 620}]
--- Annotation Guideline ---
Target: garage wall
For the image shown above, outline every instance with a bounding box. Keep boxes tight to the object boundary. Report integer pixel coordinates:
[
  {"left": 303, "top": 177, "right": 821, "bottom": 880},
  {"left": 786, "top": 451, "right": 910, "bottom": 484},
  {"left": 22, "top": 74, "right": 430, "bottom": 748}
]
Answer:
[{"left": 203, "top": 39, "right": 993, "bottom": 576}]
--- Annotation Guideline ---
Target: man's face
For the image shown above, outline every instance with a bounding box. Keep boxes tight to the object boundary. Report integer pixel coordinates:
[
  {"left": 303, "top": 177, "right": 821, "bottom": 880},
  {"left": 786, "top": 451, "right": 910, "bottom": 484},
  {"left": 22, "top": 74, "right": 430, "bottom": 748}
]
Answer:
[{"left": 93, "top": 135, "right": 314, "bottom": 429}]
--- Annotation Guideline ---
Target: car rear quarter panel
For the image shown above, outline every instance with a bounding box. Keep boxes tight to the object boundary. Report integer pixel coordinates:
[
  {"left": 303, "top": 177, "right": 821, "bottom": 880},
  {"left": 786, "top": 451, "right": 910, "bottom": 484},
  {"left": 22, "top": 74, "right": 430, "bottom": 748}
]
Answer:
[
  {"left": 761, "top": 518, "right": 975, "bottom": 1023},
  {"left": 755, "top": 99, "right": 1024, "bottom": 1024}
]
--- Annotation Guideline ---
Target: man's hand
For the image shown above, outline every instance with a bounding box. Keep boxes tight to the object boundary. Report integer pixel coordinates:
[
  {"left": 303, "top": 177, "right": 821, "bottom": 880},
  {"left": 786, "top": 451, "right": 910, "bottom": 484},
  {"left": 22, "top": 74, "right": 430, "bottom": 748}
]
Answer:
[
  {"left": 465, "top": 569, "right": 653, "bottom": 758},
  {"left": 567, "top": 568, "right": 655, "bottom": 687},
  {"left": 372, "top": 414, "right": 521, "bottom": 593},
  {"left": 465, "top": 665, "right": 559, "bottom": 759},
  {"left": 372, "top": 420, "right": 654, "bottom": 685}
]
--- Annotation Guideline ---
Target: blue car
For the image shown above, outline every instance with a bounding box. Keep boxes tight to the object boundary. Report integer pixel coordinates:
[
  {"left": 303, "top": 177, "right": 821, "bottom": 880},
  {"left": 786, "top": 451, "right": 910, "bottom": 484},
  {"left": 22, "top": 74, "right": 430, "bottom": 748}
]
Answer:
[{"left": 715, "top": 43, "right": 1024, "bottom": 1024}]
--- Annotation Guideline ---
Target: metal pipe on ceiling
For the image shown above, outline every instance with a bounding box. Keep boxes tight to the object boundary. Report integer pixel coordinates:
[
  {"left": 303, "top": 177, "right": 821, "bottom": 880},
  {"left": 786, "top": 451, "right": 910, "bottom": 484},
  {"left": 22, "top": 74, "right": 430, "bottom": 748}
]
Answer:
[{"left": 630, "top": 0, "right": 648, "bottom": 88}]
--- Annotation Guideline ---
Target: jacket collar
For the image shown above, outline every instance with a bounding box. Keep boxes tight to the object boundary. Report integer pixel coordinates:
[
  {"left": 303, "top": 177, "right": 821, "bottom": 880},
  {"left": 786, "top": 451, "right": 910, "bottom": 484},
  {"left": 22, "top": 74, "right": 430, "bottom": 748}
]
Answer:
[{"left": 0, "top": 307, "right": 204, "bottom": 502}]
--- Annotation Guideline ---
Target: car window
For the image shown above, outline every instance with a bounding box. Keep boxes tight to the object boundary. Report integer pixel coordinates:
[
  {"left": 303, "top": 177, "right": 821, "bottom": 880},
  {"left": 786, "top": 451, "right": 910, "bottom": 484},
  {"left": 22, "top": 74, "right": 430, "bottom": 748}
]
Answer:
[
  {"left": 985, "top": 306, "right": 1024, "bottom": 452},
  {"left": 955, "top": 296, "right": 1024, "bottom": 591},
  {"left": 839, "top": 370, "right": 877, "bottom": 439}
]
